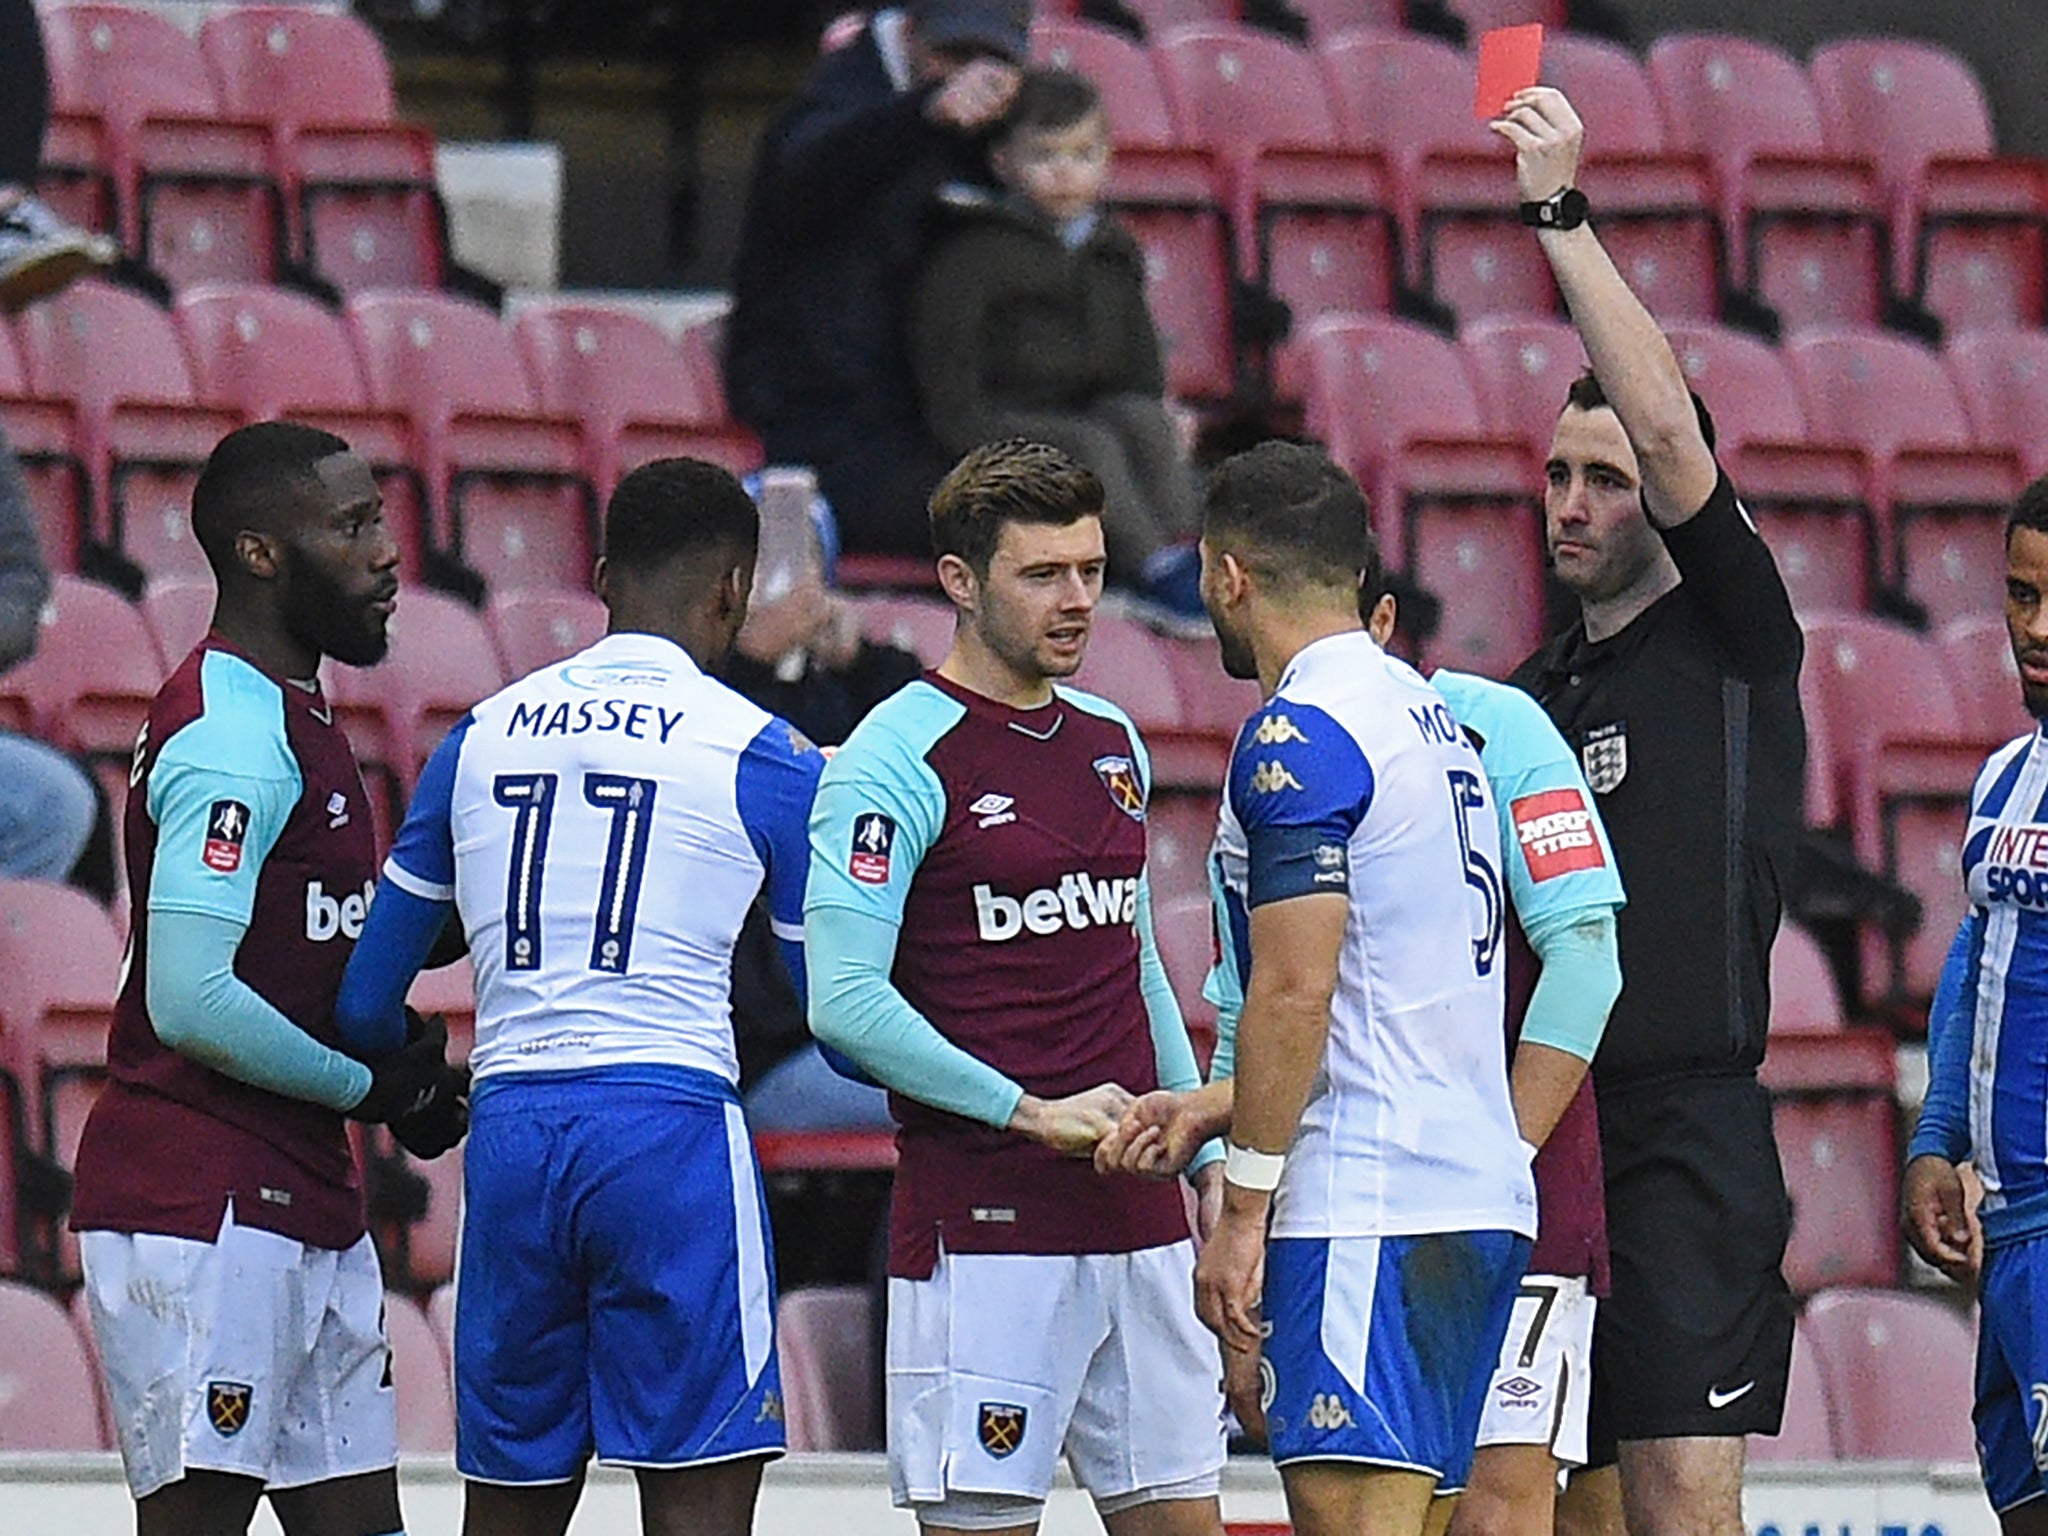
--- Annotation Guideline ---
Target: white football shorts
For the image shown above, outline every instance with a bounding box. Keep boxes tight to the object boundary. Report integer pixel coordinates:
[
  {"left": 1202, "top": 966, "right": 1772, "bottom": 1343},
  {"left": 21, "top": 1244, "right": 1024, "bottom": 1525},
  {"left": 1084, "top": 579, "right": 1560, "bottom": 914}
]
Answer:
[
  {"left": 887, "top": 1240, "right": 1225, "bottom": 1530},
  {"left": 79, "top": 1200, "right": 398, "bottom": 1500},
  {"left": 1474, "top": 1273, "right": 1596, "bottom": 1469}
]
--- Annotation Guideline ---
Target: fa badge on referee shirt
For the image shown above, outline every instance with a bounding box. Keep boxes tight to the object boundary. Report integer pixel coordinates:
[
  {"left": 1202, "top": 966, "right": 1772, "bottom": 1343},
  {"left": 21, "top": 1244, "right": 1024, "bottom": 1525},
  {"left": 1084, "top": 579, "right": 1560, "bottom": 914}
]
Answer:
[{"left": 1581, "top": 721, "right": 1628, "bottom": 794}]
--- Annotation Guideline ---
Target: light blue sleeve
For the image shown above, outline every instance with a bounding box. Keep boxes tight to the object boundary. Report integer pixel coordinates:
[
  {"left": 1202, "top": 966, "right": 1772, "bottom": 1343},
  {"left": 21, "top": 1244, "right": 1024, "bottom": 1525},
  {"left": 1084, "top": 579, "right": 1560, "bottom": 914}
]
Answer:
[
  {"left": 336, "top": 716, "right": 471, "bottom": 1058},
  {"left": 1910, "top": 910, "right": 1981, "bottom": 1164},
  {"left": 804, "top": 691, "right": 1026, "bottom": 1126},
  {"left": 736, "top": 715, "right": 827, "bottom": 1002},
  {"left": 1206, "top": 859, "right": 1247, "bottom": 1083}
]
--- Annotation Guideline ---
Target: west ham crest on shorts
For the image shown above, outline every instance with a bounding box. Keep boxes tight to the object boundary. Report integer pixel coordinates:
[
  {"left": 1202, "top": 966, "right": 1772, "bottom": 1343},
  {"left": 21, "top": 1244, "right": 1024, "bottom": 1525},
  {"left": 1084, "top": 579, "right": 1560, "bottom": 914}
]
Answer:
[
  {"left": 977, "top": 1401, "right": 1026, "bottom": 1458},
  {"left": 1093, "top": 755, "right": 1145, "bottom": 821},
  {"left": 1580, "top": 722, "right": 1628, "bottom": 795},
  {"left": 206, "top": 1380, "right": 252, "bottom": 1437}
]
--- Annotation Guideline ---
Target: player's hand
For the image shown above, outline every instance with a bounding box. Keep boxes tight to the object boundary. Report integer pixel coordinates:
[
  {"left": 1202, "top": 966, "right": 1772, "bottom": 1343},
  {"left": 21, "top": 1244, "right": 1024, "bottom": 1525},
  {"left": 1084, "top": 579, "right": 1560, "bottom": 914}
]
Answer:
[
  {"left": 1488, "top": 86, "right": 1585, "bottom": 205},
  {"left": 347, "top": 1011, "right": 447, "bottom": 1125},
  {"left": 1010, "top": 1083, "right": 1134, "bottom": 1157},
  {"left": 1097, "top": 1084, "right": 1230, "bottom": 1179},
  {"left": 390, "top": 1062, "right": 470, "bottom": 1160},
  {"left": 1194, "top": 1192, "right": 1267, "bottom": 1353},
  {"left": 926, "top": 58, "right": 1021, "bottom": 131},
  {"left": 1902, "top": 1153, "right": 1981, "bottom": 1286},
  {"left": 1221, "top": 1329, "right": 1268, "bottom": 1450},
  {"left": 1191, "top": 1159, "right": 1225, "bottom": 1245}
]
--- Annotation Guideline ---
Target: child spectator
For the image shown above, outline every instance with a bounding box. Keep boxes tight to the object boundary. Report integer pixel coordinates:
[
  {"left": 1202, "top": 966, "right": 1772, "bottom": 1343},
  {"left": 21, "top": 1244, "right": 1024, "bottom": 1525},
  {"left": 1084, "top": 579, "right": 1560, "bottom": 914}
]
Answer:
[{"left": 909, "top": 67, "right": 1204, "bottom": 627}]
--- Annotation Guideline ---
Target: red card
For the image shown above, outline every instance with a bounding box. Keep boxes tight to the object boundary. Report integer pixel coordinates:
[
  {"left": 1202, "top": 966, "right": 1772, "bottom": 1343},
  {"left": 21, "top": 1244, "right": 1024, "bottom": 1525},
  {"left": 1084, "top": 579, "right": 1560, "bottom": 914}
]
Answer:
[{"left": 1475, "top": 23, "right": 1545, "bottom": 120}]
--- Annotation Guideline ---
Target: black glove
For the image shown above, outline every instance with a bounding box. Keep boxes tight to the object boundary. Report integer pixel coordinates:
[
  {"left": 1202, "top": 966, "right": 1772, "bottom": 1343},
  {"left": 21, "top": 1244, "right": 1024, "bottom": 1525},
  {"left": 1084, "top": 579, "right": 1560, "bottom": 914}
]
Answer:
[
  {"left": 391, "top": 1062, "right": 471, "bottom": 1160},
  {"left": 347, "top": 1011, "right": 448, "bottom": 1125}
]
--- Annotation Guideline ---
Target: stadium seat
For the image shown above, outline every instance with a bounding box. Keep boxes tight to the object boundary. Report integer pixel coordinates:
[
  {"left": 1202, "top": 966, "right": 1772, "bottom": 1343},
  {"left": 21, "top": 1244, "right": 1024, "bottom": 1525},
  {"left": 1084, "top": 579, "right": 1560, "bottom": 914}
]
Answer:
[
  {"left": 1538, "top": 35, "right": 1722, "bottom": 319},
  {"left": 1146, "top": 791, "right": 1220, "bottom": 911},
  {"left": 1117, "top": 0, "right": 1240, "bottom": 29},
  {"left": 1647, "top": 35, "right": 1885, "bottom": 329},
  {"left": 1747, "top": 1321, "right": 1835, "bottom": 1462},
  {"left": 383, "top": 1290, "right": 457, "bottom": 1453},
  {"left": 35, "top": 110, "right": 117, "bottom": 243},
  {"left": 0, "top": 396, "right": 90, "bottom": 578},
  {"left": 427, "top": 1282, "right": 456, "bottom": 1358},
  {"left": 778, "top": 1284, "right": 879, "bottom": 1452},
  {"left": 1278, "top": 0, "right": 1403, "bottom": 42},
  {"left": 1770, "top": 925, "right": 1845, "bottom": 1037},
  {"left": 141, "top": 577, "right": 216, "bottom": 666},
  {"left": 485, "top": 589, "right": 606, "bottom": 679},
  {"left": 1947, "top": 329, "right": 2048, "bottom": 480},
  {"left": 176, "top": 283, "right": 373, "bottom": 416},
  {"left": 199, "top": 7, "right": 399, "bottom": 133},
  {"left": 0, "top": 877, "right": 123, "bottom": 1180},
  {"left": 1162, "top": 637, "right": 1260, "bottom": 742},
  {"left": 8, "top": 575, "right": 161, "bottom": 761},
  {"left": 1154, "top": 25, "right": 1396, "bottom": 397},
  {"left": 1663, "top": 322, "right": 1810, "bottom": 451},
  {"left": 0, "top": 1279, "right": 109, "bottom": 1449},
  {"left": 1939, "top": 613, "right": 2032, "bottom": 744},
  {"left": 289, "top": 124, "right": 448, "bottom": 294},
  {"left": 853, "top": 595, "right": 954, "bottom": 670},
  {"left": 1071, "top": 614, "right": 1182, "bottom": 733},
  {"left": 1723, "top": 442, "right": 1874, "bottom": 616},
  {"left": 1811, "top": 38, "right": 2047, "bottom": 332},
  {"left": 1321, "top": 32, "right": 1553, "bottom": 322},
  {"left": 1787, "top": 328, "right": 2020, "bottom": 623},
  {"left": 1392, "top": 440, "right": 1545, "bottom": 679},
  {"left": 1800, "top": 1288, "right": 1976, "bottom": 1459},
  {"left": 1460, "top": 317, "right": 1586, "bottom": 456},
  {"left": 1774, "top": 1096, "right": 1900, "bottom": 1293},
  {"left": 1031, "top": 21, "right": 1179, "bottom": 148},
  {"left": 347, "top": 291, "right": 537, "bottom": 432},
  {"left": 326, "top": 587, "right": 504, "bottom": 787},
  {"left": 1760, "top": 925, "right": 1895, "bottom": 1095}
]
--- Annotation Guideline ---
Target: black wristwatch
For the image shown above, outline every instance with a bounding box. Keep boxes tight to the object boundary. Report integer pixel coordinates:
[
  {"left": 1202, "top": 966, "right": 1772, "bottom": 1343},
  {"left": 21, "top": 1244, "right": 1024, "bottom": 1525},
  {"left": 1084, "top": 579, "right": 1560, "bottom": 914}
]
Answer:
[{"left": 1520, "top": 188, "right": 1591, "bottom": 230}]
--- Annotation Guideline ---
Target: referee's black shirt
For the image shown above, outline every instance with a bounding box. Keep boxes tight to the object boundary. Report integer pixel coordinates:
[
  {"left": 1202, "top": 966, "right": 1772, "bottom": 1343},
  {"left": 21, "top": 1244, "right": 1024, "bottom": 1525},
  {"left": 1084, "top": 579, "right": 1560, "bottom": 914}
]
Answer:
[{"left": 1511, "top": 469, "right": 1806, "bottom": 1091}]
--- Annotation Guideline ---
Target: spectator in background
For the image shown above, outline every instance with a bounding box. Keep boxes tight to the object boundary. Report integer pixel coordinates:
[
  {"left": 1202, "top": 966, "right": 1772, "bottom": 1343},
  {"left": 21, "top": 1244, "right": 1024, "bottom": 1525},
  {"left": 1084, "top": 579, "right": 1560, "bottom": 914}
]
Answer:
[
  {"left": 0, "top": 431, "right": 97, "bottom": 884},
  {"left": 725, "top": 0, "right": 1028, "bottom": 559},
  {"left": 910, "top": 68, "right": 1205, "bottom": 629},
  {"left": 0, "top": 0, "right": 116, "bottom": 310}
]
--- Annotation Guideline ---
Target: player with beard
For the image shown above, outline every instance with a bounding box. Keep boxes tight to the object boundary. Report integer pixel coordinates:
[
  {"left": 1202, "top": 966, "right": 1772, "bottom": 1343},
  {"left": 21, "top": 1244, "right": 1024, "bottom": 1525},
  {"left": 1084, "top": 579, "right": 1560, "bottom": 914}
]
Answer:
[
  {"left": 70, "top": 422, "right": 459, "bottom": 1536},
  {"left": 1905, "top": 477, "right": 2048, "bottom": 1530},
  {"left": 804, "top": 438, "right": 1228, "bottom": 1536}
]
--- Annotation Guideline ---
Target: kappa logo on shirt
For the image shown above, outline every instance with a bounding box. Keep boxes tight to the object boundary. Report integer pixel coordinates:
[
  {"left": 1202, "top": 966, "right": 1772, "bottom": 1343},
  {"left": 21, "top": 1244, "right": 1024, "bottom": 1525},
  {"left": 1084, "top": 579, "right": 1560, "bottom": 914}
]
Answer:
[
  {"left": 202, "top": 799, "right": 251, "bottom": 872},
  {"left": 850, "top": 812, "right": 897, "bottom": 884},
  {"left": 1250, "top": 760, "right": 1305, "bottom": 795},
  {"left": 1512, "top": 789, "right": 1607, "bottom": 882},
  {"left": 1254, "top": 713, "right": 1309, "bottom": 746}
]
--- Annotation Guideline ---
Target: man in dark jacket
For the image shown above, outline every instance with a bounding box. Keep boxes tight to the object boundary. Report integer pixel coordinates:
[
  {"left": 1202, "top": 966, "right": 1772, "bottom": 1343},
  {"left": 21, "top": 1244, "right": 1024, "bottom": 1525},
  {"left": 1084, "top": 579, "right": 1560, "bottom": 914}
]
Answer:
[
  {"left": 909, "top": 67, "right": 1203, "bottom": 617},
  {"left": 724, "top": 0, "right": 1025, "bottom": 557}
]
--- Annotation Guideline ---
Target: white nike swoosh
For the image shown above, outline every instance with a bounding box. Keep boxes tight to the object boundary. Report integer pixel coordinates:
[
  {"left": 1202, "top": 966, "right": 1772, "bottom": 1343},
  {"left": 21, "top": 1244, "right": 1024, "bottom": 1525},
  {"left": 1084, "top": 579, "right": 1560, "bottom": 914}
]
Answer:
[{"left": 1706, "top": 1381, "right": 1757, "bottom": 1410}]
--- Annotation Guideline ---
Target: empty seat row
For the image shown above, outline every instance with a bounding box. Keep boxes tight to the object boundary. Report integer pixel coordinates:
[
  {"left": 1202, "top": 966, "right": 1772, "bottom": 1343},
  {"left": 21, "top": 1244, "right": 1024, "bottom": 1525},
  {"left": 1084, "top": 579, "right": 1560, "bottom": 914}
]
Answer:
[
  {"left": 1036, "top": 19, "right": 2043, "bottom": 382},
  {"left": 38, "top": 4, "right": 446, "bottom": 293},
  {"left": 1032, "top": 0, "right": 1565, "bottom": 37}
]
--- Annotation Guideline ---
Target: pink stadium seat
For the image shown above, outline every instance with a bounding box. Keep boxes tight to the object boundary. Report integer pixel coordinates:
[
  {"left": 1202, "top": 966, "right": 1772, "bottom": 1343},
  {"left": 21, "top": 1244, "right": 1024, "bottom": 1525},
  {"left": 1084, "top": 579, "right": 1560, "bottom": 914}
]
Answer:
[
  {"left": 1300, "top": 313, "right": 1490, "bottom": 499},
  {"left": 1071, "top": 614, "right": 1183, "bottom": 732},
  {"left": 107, "top": 402, "right": 247, "bottom": 585},
  {"left": 1786, "top": 328, "right": 2019, "bottom": 624},
  {"left": 1771, "top": 926, "right": 1844, "bottom": 1037},
  {"left": 11, "top": 576, "right": 163, "bottom": 756},
  {"left": 0, "top": 397, "right": 90, "bottom": 578},
  {"left": 176, "top": 283, "right": 372, "bottom": 416},
  {"left": 347, "top": 291, "right": 536, "bottom": 433},
  {"left": 427, "top": 1282, "right": 457, "bottom": 1358},
  {"left": 1119, "top": 0, "right": 1239, "bottom": 28},
  {"left": 1393, "top": 441, "right": 1544, "bottom": 679},
  {"left": 1281, "top": 0, "right": 1403, "bottom": 42},
  {"left": 35, "top": 110, "right": 117, "bottom": 244},
  {"left": 1947, "top": 330, "right": 2048, "bottom": 480},
  {"left": 486, "top": 589, "right": 606, "bottom": 679},
  {"left": 1108, "top": 153, "right": 1237, "bottom": 401},
  {"left": 289, "top": 124, "right": 448, "bottom": 294},
  {"left": 1322, "top": 32, "right": 1552, "bottom": 321},
  {"left": 1747, "top": 1321, "right": 1835, "bottom": 1462},
  {"left": 445, "top": 415, "right": 599, "bottom": 595},
  {"left": 1031, "top": 22, "right": 1178, "bottom": 148},
  {"left": 854, "top": 596, "right": 954, "bottom": 671},
  {"left": 1800, "top": 1288, "right": 1976, "bottom": 1459},
  {"left": 1663, "top": 322, "right": 1809, "bottom": 451},
  {"left": 0, "top": 1280, "right": 109, "bottom": 1448},
  {"left": 383, "top": 1290, "right": 456, "bottom": 1453},
  {"left": 1811, "top": 38, "right": 2046, "bottom": 331},
  {"left": 778, "top": 1284, "right": 878, "bottom": 1452},
  {"left": 141, "top": 578, "right": 216, "bottom": 667},
  {"left": 1460, "top": 317, "right": 1586, "bottom": 455},
  {"left": 1940, "top": 613, "right": 2033, "bottom": 744},
  {"left": 0, "top": 876, "right": 123, "bottom": 1179},
  {"left": 1648, "top": 35, "right": 1885, "bottom": 329},
  {"left": 1146, "top": 791, "right": 1221, "bottom": 911},
  {"left": 199, "top": 7, "right": 398, "bottom": 132},
  {"left": 1153, "top": 890, "right": 1218, "bottom": 1053},
  {"left": 327, "top": 587, "right": 504, "bottom": 786},
  {"left": 1759, "top": 926, "right": 1894, "bottom": 1095},
  {"left": 398, "top": 1142, "right": 463, "bottom": 1291},
  {"left": 1163, "top": 638, "right": 1261, "bottom": 742},
  {"left": 1774, "top": 1096, "right": 1899, "bottom": 1292}
]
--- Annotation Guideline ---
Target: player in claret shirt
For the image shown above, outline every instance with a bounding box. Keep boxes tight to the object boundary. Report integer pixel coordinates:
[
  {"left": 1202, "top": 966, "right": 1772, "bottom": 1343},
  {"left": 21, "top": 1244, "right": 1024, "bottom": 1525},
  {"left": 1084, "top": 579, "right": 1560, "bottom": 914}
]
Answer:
[
  {"left": 804, "top": 438, "right": 1227, "bottom": 1536},
  {"left": 70, "top": 422, "right": 459, "bottom": 1536}
]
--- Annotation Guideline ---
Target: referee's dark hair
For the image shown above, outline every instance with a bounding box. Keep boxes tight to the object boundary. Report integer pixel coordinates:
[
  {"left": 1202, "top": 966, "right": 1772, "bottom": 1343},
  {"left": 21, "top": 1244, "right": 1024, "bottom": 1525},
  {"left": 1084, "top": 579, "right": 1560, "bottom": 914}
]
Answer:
[
  {"left": 1565, "top": 370, "right": 1718, "bottom": 454},
  {"left": 191, "top": 421, "right": 353, "bottom": 576},
  {"left": 930, "top": 438, "right": 1104, "bottom": 575},
  {"left": 1203, "top": 439, "right": 1373, "bottom": 594},
  {"left": 2010, "top": 474, "right": 2048, "bottom": 542},
  {"left": 603, "top": 457, "right": 759, "bottom": 578}
]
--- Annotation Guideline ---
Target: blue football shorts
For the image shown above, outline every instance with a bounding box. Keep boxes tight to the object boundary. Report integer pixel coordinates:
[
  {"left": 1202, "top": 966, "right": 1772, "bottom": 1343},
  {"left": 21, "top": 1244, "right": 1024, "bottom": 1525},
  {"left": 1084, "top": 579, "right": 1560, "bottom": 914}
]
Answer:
[
  {"left": 1977, "top": 1231, "right": 2048, "bottom": 1515},
  {"left": 453, "top": 1065, "right": 784, "bottom": 1483}
]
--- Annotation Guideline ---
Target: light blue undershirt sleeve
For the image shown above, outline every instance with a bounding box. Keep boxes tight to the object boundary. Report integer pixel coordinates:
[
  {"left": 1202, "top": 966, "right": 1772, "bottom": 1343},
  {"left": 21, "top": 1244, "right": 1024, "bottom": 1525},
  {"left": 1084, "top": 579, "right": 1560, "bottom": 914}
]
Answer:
[
  {"left": 805, "top": 689, "right": 1025, "bottom": 1127},
  {"left": 1136, "top": 871, "right": 1223, "bottom": 1174},
  {"left": 1517, "top": 906, "right": 1622, "bottom": 1063},
  {"left": 1910, "top": 909, "right": 1981, "bottom": 1164},
  {"left": 736, "top": 715, "right": 827, "bottom": 1004},
  {"left": 1204, "top": 835, "right": 1247, "bottom": 1084},
  {"left": 336, "top": 716, "right": 471, "bottom": 1058},
  {"left": 148, "top": 910, "right": 371, "bottom": 1110}
]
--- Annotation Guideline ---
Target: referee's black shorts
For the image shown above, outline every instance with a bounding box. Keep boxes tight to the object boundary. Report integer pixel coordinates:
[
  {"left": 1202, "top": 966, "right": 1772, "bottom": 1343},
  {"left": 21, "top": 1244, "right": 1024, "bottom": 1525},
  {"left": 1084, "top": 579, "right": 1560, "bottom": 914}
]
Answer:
[{"left": 1584, "top": 1071, "right": 1795, "bottom": 1466}]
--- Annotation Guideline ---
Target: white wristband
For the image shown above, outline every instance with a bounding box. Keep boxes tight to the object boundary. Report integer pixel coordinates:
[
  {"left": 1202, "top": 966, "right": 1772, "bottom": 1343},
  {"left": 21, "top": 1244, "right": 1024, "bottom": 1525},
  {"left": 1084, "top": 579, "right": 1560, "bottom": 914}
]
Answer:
[{"left": 1224, "top": 1143, "right": 1286, "bottom": 1192}]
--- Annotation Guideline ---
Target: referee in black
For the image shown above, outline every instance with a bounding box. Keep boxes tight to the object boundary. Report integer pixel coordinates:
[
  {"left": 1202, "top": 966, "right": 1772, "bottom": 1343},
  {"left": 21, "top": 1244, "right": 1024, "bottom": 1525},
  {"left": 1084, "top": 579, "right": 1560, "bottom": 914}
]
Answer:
[{"left": 1490, "top": 90, "right": 1803, "bottom": 1536}]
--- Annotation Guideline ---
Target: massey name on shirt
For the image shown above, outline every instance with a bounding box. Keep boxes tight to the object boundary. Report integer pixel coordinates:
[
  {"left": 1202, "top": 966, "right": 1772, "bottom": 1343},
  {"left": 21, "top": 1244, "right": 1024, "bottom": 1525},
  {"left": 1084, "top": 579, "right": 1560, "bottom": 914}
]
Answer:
[
  {"left": 974, "top": 873, "right": 1139, "bottom": 942},
  {"left": 1983, "top": 823, "right": 2048, "bottom": 907},
  {"left": 506, "top": 698, "right": 686, "bottom": 744}
]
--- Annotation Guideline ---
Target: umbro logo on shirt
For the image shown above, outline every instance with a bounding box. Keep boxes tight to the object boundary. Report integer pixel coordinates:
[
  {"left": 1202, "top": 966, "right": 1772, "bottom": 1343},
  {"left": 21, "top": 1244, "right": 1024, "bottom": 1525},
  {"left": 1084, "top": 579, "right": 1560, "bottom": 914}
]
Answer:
[
  {"left": 327, "top": 792, "right": 351, "bottom": 829},
  {"left": 969, "top": 793, "right": 1016, "bottom": 828}
]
